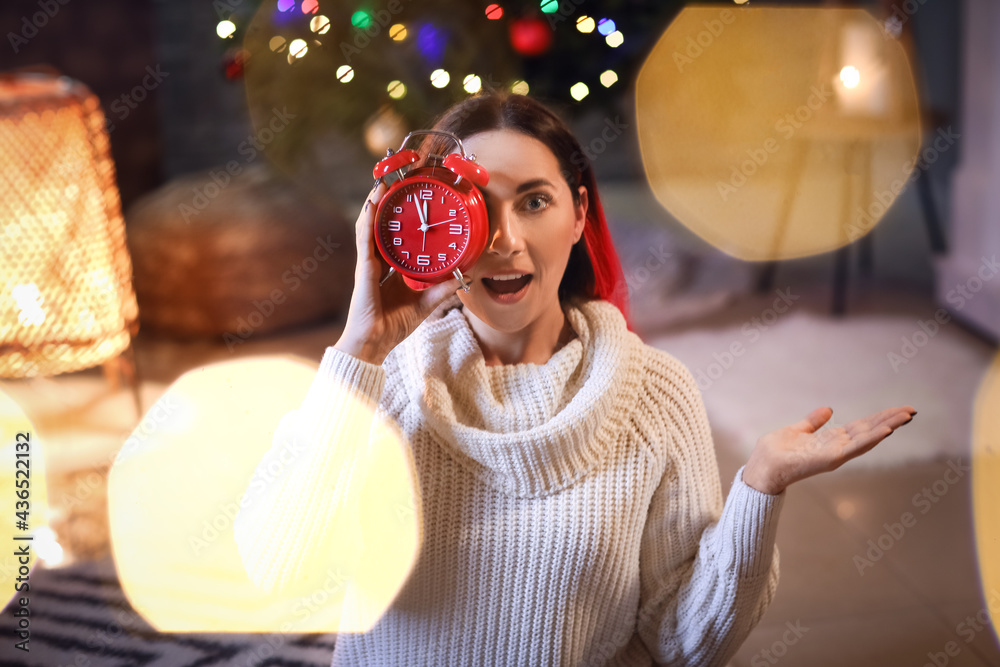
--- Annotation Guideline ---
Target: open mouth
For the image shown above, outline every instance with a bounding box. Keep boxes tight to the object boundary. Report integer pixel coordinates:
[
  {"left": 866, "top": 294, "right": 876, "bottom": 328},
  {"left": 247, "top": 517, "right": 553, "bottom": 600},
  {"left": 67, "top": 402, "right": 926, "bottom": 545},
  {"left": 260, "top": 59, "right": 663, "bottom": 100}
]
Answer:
[{"left": 482, "top": 274, "right": 533, "bottom": 296}]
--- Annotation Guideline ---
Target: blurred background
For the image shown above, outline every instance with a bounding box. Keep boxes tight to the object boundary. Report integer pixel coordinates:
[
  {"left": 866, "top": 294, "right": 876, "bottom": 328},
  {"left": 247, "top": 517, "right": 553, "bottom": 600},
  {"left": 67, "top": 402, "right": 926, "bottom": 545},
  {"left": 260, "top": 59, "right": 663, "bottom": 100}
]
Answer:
[{"left": 1, "top": 0, "right": 998, "bottom": 665}]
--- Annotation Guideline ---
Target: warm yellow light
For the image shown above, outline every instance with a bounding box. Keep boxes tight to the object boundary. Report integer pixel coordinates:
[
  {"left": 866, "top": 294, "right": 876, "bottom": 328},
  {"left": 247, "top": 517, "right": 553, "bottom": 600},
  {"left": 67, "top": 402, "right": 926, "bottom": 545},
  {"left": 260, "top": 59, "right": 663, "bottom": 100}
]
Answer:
[
  {"left": 107, "top": 357, "right": 421, "bottom": 632},
  {"left": 390, "top": 23, "right": 407, "bottom": 41},
  {"left": 577, "top": 16, "right": 595, "bottom": 33},
  {"left": 570, "top": 82, "right": 589, "bottom": 101},
  {"left": 974, "top": 352, "right": 1000, "bottom": 645},
  {"left": 217, "top": 20, "right": 236, "bottom": 39},
  {"left": 600, "top": 70, "right": 619, "bottom": 87},
  {"left": 463, "top": 74, "right": 482, "bottom": 94},
  {"left": 840, "top": 65, "right": 861, "bottom": 88},
  {"left": 269, "top": 35, "right": 286, "bottom": 52},
  {"left": 12, "top": 284, "right": 45, "bottom": 326},
  {"left": 310, "top": 15, "right": 331, "bottom": 34},
  {"left": 337, "top": 65, "right": 355, "bottom": 83},
  {"left": 606, "top": 30, "right": 624, "bottom": 48},
  {"left": 289, "top": 38, "right": 308, "bottom": 59},
  {"left": 511, "top": 80, "right": 530, "bottom": 95},
  {"left": 430, "top": 69, "right": 450, "bottom": 88},
  {"left": 387, "top": 80, "right": 406, "bottom": 99}
]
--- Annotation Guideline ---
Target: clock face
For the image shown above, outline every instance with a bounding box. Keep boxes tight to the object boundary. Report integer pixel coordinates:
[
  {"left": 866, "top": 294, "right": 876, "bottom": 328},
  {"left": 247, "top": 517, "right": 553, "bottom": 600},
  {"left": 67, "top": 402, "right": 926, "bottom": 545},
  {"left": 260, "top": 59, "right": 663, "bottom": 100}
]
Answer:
[{"left": 377, "top": 179, "right": 473, "bottom": 276}]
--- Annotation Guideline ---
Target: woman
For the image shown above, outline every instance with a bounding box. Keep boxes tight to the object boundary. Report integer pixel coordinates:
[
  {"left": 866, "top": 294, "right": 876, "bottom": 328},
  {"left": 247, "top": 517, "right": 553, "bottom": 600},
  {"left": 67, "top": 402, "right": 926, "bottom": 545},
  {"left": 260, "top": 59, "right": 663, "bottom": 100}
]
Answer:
[{"left": 235, "top": 91, "right": 916, "bottom": 666}]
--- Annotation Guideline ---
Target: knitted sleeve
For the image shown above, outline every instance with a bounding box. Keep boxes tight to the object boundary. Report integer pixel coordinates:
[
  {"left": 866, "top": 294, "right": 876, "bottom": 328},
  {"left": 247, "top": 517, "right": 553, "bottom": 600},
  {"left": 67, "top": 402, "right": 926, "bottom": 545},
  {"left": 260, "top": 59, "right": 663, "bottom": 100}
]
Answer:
[
  {"left": 233, "top": 346, "right": 387, "bottom": 595},
  {"left": 635, "top": 353, "right": 784, "bottom": 666}
]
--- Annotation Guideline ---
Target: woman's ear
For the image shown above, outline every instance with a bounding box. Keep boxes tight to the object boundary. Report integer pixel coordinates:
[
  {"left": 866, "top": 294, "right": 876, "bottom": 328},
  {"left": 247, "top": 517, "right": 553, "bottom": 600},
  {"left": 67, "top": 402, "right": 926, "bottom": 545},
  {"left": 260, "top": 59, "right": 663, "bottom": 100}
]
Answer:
[{"left": 574, "top": 186, "right": 588, "bottom": 244}]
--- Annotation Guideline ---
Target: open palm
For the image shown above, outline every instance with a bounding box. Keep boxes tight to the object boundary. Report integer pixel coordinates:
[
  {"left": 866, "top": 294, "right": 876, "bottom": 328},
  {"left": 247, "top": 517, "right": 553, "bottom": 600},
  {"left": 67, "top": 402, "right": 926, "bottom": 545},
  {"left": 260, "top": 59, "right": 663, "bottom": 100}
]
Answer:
[{"left": 743, "top": 405, "right": 917, "bottom": 495}]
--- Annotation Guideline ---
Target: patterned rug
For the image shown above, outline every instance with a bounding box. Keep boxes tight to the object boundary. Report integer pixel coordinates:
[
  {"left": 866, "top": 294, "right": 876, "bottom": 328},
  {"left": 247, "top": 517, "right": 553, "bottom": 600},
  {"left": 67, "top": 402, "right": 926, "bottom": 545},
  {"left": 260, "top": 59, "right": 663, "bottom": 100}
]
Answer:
[{"left": 0, "top": 557, "right": 336, "bottom": 667}]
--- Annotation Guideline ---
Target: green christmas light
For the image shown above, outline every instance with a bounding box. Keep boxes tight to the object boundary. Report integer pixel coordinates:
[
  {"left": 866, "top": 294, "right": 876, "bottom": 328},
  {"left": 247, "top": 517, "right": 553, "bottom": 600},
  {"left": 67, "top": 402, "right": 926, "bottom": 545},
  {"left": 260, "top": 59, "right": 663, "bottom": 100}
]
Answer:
[{"left": 351, "top": 10, "right": 372, "bottom": 29}]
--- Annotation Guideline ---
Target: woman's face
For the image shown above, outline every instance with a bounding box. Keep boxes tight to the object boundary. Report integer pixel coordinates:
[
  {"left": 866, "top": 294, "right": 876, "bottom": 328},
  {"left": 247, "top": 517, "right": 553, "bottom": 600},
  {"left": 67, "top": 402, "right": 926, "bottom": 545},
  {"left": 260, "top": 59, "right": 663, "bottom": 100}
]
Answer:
[{"left": 456, "top": 129, "right": 588, "bottom": 336}]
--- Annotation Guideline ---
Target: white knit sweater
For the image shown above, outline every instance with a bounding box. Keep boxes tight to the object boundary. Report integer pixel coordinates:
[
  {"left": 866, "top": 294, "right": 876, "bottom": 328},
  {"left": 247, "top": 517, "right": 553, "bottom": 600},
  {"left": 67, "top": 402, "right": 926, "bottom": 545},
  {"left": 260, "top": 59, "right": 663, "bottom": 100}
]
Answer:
[{"left": 235, "top": 295, "right": 784, "bottom": 666}]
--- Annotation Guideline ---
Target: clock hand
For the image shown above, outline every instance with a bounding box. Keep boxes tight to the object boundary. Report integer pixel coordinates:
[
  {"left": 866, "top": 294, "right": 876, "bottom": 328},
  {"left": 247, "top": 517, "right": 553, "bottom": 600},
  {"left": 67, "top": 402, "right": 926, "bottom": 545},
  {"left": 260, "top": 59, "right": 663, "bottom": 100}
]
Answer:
[
  {"left": 415, "top": 198, "right": 428, "bottom": 250},
  {"left": 422, "top": 218, "right": 456, "bottom": 229}
]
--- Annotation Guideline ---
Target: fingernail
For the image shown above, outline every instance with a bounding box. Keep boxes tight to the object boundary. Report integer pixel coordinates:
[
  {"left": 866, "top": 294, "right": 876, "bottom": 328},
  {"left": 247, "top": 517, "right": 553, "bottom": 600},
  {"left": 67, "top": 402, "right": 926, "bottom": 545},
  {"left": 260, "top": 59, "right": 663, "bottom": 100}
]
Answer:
[
  {"left": 364, "top": 200, "right": 371, "bottom": 212},
  {"left": 903, "top": 416, "right": 912, "bottom": 424}
]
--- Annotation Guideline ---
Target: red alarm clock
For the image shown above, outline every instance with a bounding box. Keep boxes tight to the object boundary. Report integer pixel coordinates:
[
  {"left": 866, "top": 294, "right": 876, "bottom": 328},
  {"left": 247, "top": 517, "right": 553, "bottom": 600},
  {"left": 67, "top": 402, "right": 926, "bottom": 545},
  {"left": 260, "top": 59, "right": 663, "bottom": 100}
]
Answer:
[{"left": 372, "top": 130, "right": 489, "bottom": 292}]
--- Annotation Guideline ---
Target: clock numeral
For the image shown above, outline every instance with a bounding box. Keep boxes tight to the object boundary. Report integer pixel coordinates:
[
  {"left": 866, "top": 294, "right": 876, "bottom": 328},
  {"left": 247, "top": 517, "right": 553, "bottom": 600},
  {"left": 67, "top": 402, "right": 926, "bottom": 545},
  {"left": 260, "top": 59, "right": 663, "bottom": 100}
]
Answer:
[
  {"left": 394, "top": 206, "right": 404, "bottom": 214},
  {"left": 393, "top": 237, "right": 402, "bottom": 246},
  {"left": 448, "top": 209, "right": 457, "bottom": 217},
  {"left": 437, "top": 253, "right": 448, "bottom": 262},
  {"left": 416, "top": 254, "right": 430, "bottom": 266},
  {"left": 419, "top": 190, "right": 433, "bottom": 200},
  {"left": 448, "top": 242, "right": 457, "bottom": 249},
  {"left": 441, "top": 196, "right": 445, "bottom": 204},
  {"left": 401, "top": 251, "right": 410, "bottom": 259},
  {"left": 449, "top": 224, "right": 463, "bottom": 235},
  {"left": 406, "top": 194, "right": 413, "bottom": 202},
  {"left": 388, "top": 220, "right": 401, "bottom": 232}
]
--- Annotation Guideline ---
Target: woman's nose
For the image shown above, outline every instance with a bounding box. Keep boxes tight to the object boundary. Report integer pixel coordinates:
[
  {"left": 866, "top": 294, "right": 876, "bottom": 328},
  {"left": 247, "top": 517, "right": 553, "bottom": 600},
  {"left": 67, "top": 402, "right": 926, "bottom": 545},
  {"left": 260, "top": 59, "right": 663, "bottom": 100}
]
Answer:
[{"left": 487, "top": 208, "right": 525, "bottom": 256}]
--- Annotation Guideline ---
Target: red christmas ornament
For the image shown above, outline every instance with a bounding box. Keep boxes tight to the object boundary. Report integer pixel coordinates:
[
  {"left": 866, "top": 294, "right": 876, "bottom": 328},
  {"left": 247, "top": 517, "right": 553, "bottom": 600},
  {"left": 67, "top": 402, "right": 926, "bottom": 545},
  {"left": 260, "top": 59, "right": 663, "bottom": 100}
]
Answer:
[{"left": 509, "top": 16, "right": 553, "bottom": 57}]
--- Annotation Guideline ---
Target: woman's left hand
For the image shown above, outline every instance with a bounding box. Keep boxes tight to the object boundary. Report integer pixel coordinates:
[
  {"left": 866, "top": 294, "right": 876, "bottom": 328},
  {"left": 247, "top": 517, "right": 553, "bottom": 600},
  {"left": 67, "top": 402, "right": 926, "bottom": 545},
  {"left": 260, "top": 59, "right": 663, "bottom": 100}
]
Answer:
[{"left": 742, "top": 405, "right": 917, "bottom": 495}]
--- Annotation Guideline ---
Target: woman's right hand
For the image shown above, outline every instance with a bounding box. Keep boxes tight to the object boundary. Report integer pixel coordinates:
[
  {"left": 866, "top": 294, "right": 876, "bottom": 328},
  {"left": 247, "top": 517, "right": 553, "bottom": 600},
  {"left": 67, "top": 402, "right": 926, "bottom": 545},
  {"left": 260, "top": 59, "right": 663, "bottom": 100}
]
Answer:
[{"left": 333, "top": 180, "right": 463, "bottom": 365}]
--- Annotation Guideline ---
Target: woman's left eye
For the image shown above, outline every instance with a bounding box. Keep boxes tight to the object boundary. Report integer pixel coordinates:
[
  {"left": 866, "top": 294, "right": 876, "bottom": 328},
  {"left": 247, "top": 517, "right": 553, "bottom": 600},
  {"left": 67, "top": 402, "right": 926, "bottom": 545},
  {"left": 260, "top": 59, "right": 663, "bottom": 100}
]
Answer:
[{"left": 523, "top": 194, "right": 551, "bottom": 212}]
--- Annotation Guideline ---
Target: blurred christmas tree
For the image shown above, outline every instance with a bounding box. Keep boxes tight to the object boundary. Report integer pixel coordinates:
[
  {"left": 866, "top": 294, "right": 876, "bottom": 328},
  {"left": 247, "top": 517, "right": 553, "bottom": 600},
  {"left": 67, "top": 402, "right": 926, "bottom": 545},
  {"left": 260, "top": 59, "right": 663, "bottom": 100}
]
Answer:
[{"left": 212, "top": 0, "right": 685, "bottom": 177}]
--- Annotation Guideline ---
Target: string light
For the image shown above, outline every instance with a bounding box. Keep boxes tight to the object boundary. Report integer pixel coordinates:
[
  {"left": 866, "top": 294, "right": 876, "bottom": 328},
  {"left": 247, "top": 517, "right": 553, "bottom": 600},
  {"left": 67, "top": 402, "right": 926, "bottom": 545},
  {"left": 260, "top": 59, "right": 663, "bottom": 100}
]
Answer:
[
  {"left": 310, "top": 15, "right": 331, "bottom": 34},
  {"left": 277, "top": 0, "right": 294, "bottom": 12},
  {"left": 216, "top": 20, "right": 236, "bottom": 39},
  {"left": 430, "top": 69, "right": 450, "bottom": 88},
  {"left": 301, "top": 0, "right": 318, "bottom": 14},
  {"left": 351, "top": 10, "right": 372, "bottom": 29},
  {"left": 511, "top": 80, "right": 529, "bottom": 95},
  {"left": 600, "top": 70, "right": 618, "bottom": 87},
  {"left": 485, "top": 4, "right": 503, "bottom": 20},
  {"left": 387, "top": 80, "right": 407, "bottom": 99},
  {"left": 597, "top": 18, "right": 616, "bottom": 36},
  {"left": 840, "top": 65, "right": 861, "bottom": 88},
  {"left": 390, "top": 24, "right": 407, "bottom": 41},
  {"left": 570, "top": 82, "right": 589, "bottom": 101},
  {"left": 540, "top": 0, "right": 558, "bottom": 13},
  {"left": 289, "top": 38, "right": 308, "bottom": 59},
  {"left": 269, "top": 35, "right": 287, "bottom": 52},
  {"left": 463, "top": 74, "right": 482, "bottom": 94},
  {"left": 576, "top": 16, "right": 595, "bottom": 33},
  {"left": 337, "top": 65, "right": 355, "bottom": 83},
  {"left": 606, "top": 30, "right": 624, "bottom": 48}
]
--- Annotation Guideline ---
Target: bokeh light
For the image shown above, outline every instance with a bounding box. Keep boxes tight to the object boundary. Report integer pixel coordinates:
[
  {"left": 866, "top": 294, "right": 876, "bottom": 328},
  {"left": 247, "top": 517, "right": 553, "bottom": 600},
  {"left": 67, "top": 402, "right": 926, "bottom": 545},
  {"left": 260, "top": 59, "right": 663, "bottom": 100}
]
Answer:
[
  {"left": 430, "top": 68, "right": 450, "bottom": 88},
  {"left": 597, "top": 18, "right": 616, "bottom": 36},
  {"left": 485, "top": 4, "right": 503, "bottom": 20},
  {"left": 310, "top": 15, "right": 331, "bottom": 34},
  {"left": 351, "top": 10, "right": 372, "bottom": 29},
  {"left": 840, "top": 65, "right": 861, "bottom": 88},
  {"left": 277, "top": 0, "right": 295, "bottom": 12},
  {"left": 108, "top": 357, "right": 421, "bottom": 632},
  {"left": 301, "top": 0, "right": 318, "bottom": 14},
  {"left": 973, "top": 352, "right": 1000, "bottom": 645},
  {"left": 336, "top": 65, "right": 355, "bottom": 83},
  {"left": 540, "top": 0, "right": 558, "bottom": 13},
  {"left": 576, "top": 16, "right": 595, "bottom": 33},
  {"left": 387, "top": 80, "right": 406, "bottom": 99},
  {"left": 600, "top": 69, "right": 618, "bottom": 87},
  {"left": 390, "top": 23, "right": 407, "bottom": 41},
  {"left": 511, "top": 79, "right": 529, "bottom": 95},
  {"left": 269, "top": 35, "right": 287, "bottom": 52},
  {"left": 570, "top": 82, "right": 589, "bottom": 101},
  {"left": 463, "top": 74, "right": 482, "bottom": 94},
  {"left": 417, "top": 23, "right": 447, "bottom": 63},
  {"left": 288, "top": 38, "right": 308, "bottom": 59},
  {"left": 606, "top": 30, "right": 624, "bottom": 48},
  {"left": 217, "top": 20, "right": 236, "bottom": 39}
]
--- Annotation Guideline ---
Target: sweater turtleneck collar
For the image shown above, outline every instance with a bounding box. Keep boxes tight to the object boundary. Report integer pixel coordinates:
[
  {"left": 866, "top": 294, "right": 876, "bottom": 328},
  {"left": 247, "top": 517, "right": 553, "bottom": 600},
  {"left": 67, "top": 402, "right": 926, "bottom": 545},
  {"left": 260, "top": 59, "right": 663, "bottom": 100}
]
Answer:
[{"left": 392, "top": 294, "right": 645, "bottom": 498}]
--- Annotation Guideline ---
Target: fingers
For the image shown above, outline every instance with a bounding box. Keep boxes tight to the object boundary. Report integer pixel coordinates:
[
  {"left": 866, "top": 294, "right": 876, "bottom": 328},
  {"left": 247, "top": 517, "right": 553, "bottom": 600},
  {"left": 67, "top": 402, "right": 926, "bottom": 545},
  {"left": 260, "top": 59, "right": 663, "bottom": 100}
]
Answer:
[{"left": 793, "top": 406, "right": 834, "bottom": 434}]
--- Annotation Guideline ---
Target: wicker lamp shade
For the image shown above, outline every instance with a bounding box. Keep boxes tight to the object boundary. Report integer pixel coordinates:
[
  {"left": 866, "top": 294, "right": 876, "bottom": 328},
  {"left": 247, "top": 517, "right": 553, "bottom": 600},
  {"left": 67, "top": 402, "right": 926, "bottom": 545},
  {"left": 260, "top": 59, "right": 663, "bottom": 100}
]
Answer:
[{"left": 0, "top": 73, "right": 138, "bottom": 377}]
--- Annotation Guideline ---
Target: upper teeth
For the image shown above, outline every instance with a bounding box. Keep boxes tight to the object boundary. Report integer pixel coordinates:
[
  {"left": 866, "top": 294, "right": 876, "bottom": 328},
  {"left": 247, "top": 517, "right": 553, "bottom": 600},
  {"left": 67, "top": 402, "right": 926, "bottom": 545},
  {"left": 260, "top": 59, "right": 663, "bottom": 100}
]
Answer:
[{"left": 489, "top": 274, "right": 526, "bottom": 281}]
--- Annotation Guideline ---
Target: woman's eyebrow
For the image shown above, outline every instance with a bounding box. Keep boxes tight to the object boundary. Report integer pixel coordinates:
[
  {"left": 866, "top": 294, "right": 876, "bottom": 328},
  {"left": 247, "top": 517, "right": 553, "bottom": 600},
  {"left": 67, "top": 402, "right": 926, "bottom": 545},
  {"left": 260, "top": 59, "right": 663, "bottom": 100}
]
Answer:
[{"left": 515, "top": 178, "right": 555, "bottom": 194}]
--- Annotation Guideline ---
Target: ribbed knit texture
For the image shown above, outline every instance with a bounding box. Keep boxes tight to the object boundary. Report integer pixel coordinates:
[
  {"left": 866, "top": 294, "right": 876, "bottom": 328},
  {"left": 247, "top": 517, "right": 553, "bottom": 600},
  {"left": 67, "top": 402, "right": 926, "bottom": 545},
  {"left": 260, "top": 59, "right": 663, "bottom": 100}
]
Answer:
[{"left": 235, "top": 295, "right": 784, "bottom": 666}]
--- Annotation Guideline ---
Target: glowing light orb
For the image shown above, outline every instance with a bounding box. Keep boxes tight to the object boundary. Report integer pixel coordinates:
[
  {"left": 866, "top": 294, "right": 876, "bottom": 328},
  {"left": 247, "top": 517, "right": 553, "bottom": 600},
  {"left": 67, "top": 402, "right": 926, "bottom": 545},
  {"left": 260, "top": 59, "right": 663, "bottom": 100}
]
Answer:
[
  {"left": 288, "top": 38, "right": 308, "bottom": 59},
  {"left": 463, "top": 74, "right": 482, "bottom": 94},
  {"left": 840, "top": 65, "right": 861, "bottom": 88},
  {"left": 337, "top": 65, "right": 355, "bottom": 83},
  {"left": 485, "top": 4, "right": 503, "bottom": 20},
  {"left": 276, "top": 0, "right": 294, "bottom": 12},
  {"left": 217, "top": 20, "right": 236, "bottom": 39},
  {"left": 301, "top": 0, "right": 318, "bottom": 14},
  {"left": 600, "top": 69, "right": 619, "bottom": 87},
  {"left": 597, "top": 18, "right": 616, "bottom": 36},
  {"left": 417, "top": 23, "right": 447, "bottom": 64},
  {"left": 606, "top": 30, "right": 624, "bottom": 48},
  {"left": 540, "top": 0, "right": 558, "bottom": 13},
  {"left": 0, "top": 389, "right": 50, "bottom": 611},
  {"left": 269, "top": 35, "right": 287, "bottom": 52},
  {"left": 107, "top": 357, "right": 420, "bottom": 632},
  {"left": 387, "top": 80, "right": 406, "bottom": 99},
  {"left": 577, "top": 16, "right": 595, "bottom": 33},
  {"left": 570, "top": 82, "right": 589, "bottom": 101},
  {"left": 430, "top": 68, "right": 450, "bottom": 88},
  {"left": 351, "top": 10, "right": 372, "bottom": 29},
  {"left": 635, "top": 7, "right": 921, "bottom": 261},
  {"left": 310, "top": 15, "right": 331, "bottom": 34},
  {"left": 390, "top": 23, "right": 407, "bottom": 41},
  {"left": 973, "top": 352, "right": 1000, "bottom": 646},
  {"left": 511, "top": 80, "right": 529, "bottom": 95}
]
